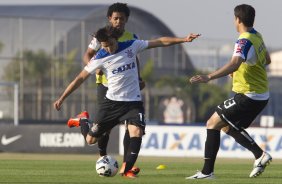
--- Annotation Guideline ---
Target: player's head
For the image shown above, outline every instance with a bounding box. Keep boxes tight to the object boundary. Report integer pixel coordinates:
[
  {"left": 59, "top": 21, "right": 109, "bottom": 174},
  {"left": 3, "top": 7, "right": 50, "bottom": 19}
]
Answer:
[
  {"left": 107, "top": 3, "right": 130, "bottom": 31},
  {"left": 234, "top": 4, "right": 255, "bottom": 27},
  {"left": 95, "top": 26, "right": 123, "bottom": 54}
]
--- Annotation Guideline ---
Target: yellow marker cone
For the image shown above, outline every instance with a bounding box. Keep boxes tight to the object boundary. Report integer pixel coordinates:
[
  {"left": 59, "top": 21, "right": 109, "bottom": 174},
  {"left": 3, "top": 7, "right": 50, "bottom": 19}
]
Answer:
[{"left": 156, "top": 164, "right": 166, "bottom": 170}]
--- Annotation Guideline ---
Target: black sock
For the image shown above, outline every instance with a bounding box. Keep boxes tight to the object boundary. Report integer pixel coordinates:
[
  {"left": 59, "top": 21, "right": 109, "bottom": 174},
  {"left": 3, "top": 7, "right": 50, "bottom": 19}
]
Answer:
[
  {"left": 123, "top": 130, "right": 130, "bottom": 162},
  {"left": 80, "top": 119, "right": 90, "bottom": 140},
  {"left": 98, "top": 133, "right": 109, "bottom": 156},
  {"left": 202, "top": 129, "right": 220, "bottom": 175},
  {"left": 226, "top": 128, "right": 263, "bottom": 159},
  {"left": 124, "top": 137, "right": 142, "bottom": 173}
]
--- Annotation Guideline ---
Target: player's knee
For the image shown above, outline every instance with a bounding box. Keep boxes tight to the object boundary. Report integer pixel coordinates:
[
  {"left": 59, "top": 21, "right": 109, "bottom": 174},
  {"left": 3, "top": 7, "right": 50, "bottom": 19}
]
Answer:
[
  {"left": 206, "top": 112, "right": 225, "bottom": 130},
  {"left": 128, "top": 124, "right": 143, "bottom": 137}
]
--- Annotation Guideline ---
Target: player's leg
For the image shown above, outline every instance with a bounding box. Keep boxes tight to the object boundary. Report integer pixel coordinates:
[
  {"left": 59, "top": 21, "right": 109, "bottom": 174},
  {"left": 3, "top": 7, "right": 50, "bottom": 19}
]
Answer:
[
  {"left": 219, "top": 94, "right": 271, "bottom": 177},
  {"left": 123, "top": 126, "right": 130, "bottom": 162},
  {"left": 222, "top": 126, "right": 263, "bottom": 159},
  {"left": 217, "top": 94, "right": 271, "bottom": 177},
  {"left": 119, "top": 123, "right": 140, "bottom": 175},
  {"left": 67, "top": 111, "right": 96, "bottom": 144},
  {"left": 96, "top": 84, "right": 111, "bottom": 156},
  {"left": 119, "top": 102, "right": 145, "bottom": 178},
  {"left": 119, "top": 125, "right": 130, "bottom": 174},
  {"left": 123, "top": 124, "right": 143, "bottom": 178},
  {"left": 186, "top": 112, "right": 225, "bottom": 179},
  {"left": 97, "top": 130, "right": 111, "bottom": 156}
]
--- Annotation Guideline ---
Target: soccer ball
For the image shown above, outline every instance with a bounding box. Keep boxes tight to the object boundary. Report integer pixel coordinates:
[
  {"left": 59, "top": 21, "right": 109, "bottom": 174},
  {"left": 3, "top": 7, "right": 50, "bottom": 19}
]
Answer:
[{"left": 96, "top": 155, "right": 119, "bottom": 177}]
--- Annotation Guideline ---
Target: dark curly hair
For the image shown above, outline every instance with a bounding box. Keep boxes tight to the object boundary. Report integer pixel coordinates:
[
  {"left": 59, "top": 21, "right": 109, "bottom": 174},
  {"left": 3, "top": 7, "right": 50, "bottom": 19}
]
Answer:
[
  {"left": 107, "top": 2, "right": 130, "bottom": 18},
  {"left": 95, "top": 26, "right": 123, "bottom": 42}
]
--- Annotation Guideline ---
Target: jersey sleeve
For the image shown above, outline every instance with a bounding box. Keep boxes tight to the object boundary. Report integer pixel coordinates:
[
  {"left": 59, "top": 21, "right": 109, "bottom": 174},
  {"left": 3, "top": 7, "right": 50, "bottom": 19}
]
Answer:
[
  {"left": 88, "top": 37, "right": 101, "bottom": 51},
  {"left": 232, "top": 38, "right": 253, "bottom": 61},
  {"left": 84, "top": 58, "right": 102, "bottom": 74},
  {"left": 133, "top": 40, "right": 149, "bottom": 53}
]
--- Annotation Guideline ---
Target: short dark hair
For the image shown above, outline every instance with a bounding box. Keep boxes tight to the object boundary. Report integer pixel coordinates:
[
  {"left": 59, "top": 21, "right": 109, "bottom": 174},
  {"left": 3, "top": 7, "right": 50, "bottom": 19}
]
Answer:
[
  {"left": 95, "top": 26, "right": 123, "bottom": 42},
  {"left": 234, "top": 4, "right": 255, "bottom": 27},
  {"left": 107, "top": 2, "right": 130, "bottom": 18}
]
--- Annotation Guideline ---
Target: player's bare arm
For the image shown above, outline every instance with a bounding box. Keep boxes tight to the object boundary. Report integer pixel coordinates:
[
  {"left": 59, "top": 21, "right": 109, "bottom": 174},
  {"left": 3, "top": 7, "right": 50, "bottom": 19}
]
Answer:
[
  {"left": 83, "top": 47, "right": 103, "bottom": 75},
  {"left": 53, "top": 70, "right": 90, "bottom": 110},
  {"left": 190, "top": 56, "right": 243, "bottom": 84},
  {"left": 147, "top": 33, "right": 200, "bottom": 49},
  {"left": 83, "top": 47, "right": 96, "bottom": 65}
]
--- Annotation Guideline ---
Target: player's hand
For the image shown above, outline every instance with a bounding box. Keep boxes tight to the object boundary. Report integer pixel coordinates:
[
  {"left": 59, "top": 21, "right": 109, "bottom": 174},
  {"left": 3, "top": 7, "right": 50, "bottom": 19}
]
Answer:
[
  {"left": 229, "top": 73, "right": 233, "bottom": 78},
  {"left": 53, "top": 99, "right": 63, "bottom": 111},
  {"left": 139, "top": 79, "right": 146, "bottom": 90},
  {"left": 185, "top": 33, "right": 201, "bottom": 42},
  {"left": 189, "top": 75, "right": 210, "bottom": 84}
]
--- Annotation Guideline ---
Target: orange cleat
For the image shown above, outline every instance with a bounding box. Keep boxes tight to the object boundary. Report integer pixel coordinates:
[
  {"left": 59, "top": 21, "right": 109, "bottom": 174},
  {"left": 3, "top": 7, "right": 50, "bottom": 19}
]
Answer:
[
  {"left": 119, "top": 162, "right": 140, "bottom": 175},
  {"left": 131, "top": 166, "right": 140, "bottom": 175},
  {"left": 67, "top": 111, "right": 89, "bottom": 128},
  {"left": 123, "top": 170, "right": 137, "bottom": 179}
]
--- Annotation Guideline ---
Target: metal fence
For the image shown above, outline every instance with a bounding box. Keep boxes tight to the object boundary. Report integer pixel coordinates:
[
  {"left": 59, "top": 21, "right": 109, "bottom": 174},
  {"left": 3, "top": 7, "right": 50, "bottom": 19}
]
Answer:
[{"left": 0, "top": 16, "right": 281, "bottom": 126}]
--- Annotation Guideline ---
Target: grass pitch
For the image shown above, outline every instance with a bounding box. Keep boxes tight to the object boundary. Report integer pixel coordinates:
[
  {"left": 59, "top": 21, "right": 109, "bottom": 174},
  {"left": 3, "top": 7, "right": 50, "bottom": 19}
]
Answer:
[{"left": 0, "top": 153, "right": 281, "bottom": 184}]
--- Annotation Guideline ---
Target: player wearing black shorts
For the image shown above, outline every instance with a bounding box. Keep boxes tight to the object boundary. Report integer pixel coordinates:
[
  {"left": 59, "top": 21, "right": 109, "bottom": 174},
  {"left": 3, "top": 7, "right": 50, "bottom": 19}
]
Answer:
[
  {"left": 53, "top": 26, "right": 200, "bottom": 178},
  {"left": 82, "top": 3, "right": 144, "bottom": 175},
  {"left": 187, "top": 4, "right": 272, "bottom": 179}
]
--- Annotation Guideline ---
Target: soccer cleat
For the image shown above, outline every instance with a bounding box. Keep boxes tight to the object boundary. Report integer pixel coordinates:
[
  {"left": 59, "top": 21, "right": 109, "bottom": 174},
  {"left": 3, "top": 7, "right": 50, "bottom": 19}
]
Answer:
[
  {"left": 186, "top": 171, "right": 215, "bottom": 179},
  {"left": 76, "top": 111, "right": 89, "bottom": 119},
  {"left": 131, "top": 166, "right": 140, "bottom": 175},
  {"left": 67, "top": 111, "right": 89, "bottom": 128},
  {"left": 249, "top": 152, "right": 272, "bottom": 178},
  {"left": 123, "top": 170, "right": 137, "bottom": 179},
  {"left": 119, "top": 162, "right": 140, "bottom": 175}
]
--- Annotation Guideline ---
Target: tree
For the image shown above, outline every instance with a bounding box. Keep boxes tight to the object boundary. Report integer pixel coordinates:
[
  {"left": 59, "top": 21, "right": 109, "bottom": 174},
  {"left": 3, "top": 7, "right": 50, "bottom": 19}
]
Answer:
[
  {"left": 3, "top": 49, "right": 79, "bottom": 119},
  {"left": 153, "top": 74, "right": 229, "bottom": 122}
]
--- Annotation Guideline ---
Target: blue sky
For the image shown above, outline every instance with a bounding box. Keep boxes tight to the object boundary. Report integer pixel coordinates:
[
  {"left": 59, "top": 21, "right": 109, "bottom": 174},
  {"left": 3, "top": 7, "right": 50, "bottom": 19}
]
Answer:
[{"left": 1, "top": 0, "right": 281, "bottom": 49}]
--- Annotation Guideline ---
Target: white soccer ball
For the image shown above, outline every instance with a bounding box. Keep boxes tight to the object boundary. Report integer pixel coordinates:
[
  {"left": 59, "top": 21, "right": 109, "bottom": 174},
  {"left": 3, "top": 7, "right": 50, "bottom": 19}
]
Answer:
[{"left": 96, "top": 155, "right": 119, "bottom": 177}]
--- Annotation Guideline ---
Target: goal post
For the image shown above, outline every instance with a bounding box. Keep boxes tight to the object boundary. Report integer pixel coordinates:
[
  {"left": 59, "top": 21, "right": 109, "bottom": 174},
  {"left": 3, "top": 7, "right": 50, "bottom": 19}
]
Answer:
[{"left": 0, "top": 82, "right": 19, "bottom": 126}]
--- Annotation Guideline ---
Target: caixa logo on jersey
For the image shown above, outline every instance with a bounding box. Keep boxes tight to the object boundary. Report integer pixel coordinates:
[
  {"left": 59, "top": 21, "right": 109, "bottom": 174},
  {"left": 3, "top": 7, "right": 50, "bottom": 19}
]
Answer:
[
  {"left": 112, "top": 62, "right": 136, "bottom": 74},
  {"left": 40, "top": 132, "right": 85, "bottom": 147},
  {"left": 139, "top": 126, "right": 282, "bottom": 157}
]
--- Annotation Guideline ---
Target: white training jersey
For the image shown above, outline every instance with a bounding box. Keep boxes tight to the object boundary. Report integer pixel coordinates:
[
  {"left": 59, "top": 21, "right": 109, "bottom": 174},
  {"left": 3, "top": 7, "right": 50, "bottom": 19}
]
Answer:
[{"left": 84, "top": 40, "right": 149, "bottom": 101}]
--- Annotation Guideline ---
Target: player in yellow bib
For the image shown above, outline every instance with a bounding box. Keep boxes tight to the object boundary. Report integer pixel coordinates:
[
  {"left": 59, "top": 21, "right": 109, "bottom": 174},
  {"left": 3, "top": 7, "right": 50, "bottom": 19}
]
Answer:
[
  {"left": 187, "top": 4, "right": 272, "bottom": 179},
  {"left": 82, "top": 3, "right": 144, "bottom": 175}
]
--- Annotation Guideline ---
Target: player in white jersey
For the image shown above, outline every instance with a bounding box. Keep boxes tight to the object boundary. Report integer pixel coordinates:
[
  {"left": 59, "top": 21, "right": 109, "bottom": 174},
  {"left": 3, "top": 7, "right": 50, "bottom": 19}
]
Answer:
[
  {"left": 53, "top": 26, "right": 200, "bottom": 178},
  {"left": 81, "top": 3, "right": 143, "bottom": 175}
]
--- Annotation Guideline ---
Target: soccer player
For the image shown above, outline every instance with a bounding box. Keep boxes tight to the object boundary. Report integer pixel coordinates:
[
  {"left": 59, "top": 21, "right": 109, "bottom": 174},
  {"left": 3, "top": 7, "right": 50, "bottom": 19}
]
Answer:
[
  {"left": 82, "top": 3, "right": 144, "bottom": 174},
  {"left": 186, "top": 4, "right": 272, "bottom": 179},
  {"left": 53, "top": 26, "right": 200, "bottom": 178}
]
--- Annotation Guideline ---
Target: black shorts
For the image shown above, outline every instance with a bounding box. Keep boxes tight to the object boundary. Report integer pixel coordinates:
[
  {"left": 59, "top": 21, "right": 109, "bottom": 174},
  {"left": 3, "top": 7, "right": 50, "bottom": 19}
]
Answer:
[
  {"left": 89, "top": 98, "right": 146, "bottom": 137},
  {"left": 216, "top": 93, "right": 268, "bottom": 129},
  {"left": 96, "top": 83, "right": 108, "bottom": 104}
]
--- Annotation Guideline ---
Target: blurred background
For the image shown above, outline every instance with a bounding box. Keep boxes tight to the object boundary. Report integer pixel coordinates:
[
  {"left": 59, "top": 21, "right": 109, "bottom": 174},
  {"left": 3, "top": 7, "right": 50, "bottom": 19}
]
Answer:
[{"left": 0, "top": 1, "right": 281, "bottom": 157}]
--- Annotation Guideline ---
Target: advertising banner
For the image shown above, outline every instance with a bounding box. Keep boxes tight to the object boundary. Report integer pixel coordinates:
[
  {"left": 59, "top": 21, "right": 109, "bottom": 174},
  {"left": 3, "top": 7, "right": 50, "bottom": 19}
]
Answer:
[
  {"left": 0, "top": 124, "right": 119, "bottom": 154},
  {"left": 119, "top": 125, "right": 282, "bottom": 158}
]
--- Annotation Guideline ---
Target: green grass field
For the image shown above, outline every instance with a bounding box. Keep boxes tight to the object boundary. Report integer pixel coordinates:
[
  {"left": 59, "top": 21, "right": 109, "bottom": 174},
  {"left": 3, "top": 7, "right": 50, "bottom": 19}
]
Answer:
[{"left": 0, "top": 153, "right": 280, "bottom": 184}]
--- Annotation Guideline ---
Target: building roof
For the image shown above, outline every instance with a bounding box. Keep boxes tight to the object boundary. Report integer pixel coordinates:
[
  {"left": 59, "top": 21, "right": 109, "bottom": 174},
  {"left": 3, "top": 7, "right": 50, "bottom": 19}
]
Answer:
[{"left": 0, "top": 5, "right": 194, "bottom": 76}]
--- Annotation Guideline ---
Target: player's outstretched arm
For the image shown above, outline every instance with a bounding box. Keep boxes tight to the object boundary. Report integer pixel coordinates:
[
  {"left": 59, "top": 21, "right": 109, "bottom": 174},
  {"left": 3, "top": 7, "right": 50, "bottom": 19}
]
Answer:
[
  {"left": 147, "top": 33, "right": 200, "bottom": 49},
  {"left": 189, "top": 56, "right": 242, "bottom": 84},
  {"left": 53, "top": 70, "right": 90, "bottom": 111}
]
